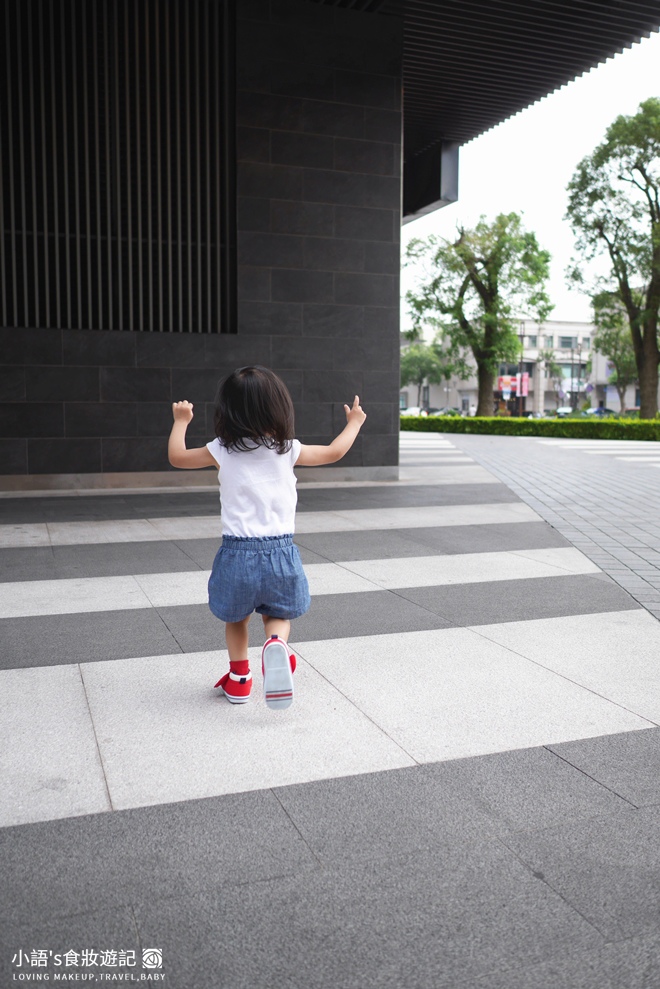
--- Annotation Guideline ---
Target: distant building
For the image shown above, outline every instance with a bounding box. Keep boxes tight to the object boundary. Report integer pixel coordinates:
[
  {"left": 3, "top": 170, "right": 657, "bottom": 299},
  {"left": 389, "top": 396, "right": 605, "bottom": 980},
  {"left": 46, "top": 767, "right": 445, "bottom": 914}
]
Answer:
[{"left": 400, "top": 319, "right": 643, "bottom": 414}]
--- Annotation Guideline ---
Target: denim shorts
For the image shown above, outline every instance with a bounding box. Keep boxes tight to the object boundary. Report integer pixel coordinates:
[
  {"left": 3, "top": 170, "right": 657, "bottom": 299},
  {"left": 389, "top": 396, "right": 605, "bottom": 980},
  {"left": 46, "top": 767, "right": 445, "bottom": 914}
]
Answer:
[{"left": 208, "top": 534, "right": 311, "bottom": 623}]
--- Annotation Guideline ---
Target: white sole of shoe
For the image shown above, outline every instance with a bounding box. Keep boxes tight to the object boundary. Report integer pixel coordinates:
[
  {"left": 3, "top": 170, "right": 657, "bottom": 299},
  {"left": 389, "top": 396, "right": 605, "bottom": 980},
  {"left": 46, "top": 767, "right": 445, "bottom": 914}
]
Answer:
[
  {"left": 262, "top": 638, "right": 294, "bottom": 710},
  {"left": 220, "top": 689, "right": 250, "bottom": 705}
]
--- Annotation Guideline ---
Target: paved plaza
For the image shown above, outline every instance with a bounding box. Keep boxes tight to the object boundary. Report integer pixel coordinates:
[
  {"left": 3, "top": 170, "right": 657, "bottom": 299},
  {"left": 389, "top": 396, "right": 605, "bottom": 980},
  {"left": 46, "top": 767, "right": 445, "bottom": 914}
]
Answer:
[{"left": 1, "top": 431, "right": 660, "bottom": 988}]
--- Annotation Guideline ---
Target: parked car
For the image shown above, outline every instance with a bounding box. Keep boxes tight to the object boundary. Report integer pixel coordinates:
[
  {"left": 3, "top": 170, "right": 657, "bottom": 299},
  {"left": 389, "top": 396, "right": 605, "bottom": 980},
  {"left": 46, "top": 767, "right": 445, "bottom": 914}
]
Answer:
[
  {"left": 554, "top": 407, "right": 575, "bottom": 417},
  {"left": 585, "top": 407, "right": 616, "bottom": 417},
  {"left": 526, "top": 412, "right": 546, "bottom": 420},
  {"left": 400, "top": 406, "right": 425, "bottom": 417},
  {"left": 428, "top": 406, "right": 462, "bottom": 417}
]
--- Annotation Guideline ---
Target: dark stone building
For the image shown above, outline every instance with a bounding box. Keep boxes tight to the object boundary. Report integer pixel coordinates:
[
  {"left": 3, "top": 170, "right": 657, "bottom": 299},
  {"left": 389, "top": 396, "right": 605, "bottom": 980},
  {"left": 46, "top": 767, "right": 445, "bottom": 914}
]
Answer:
[{"left": 2, "top": 0, "right": 659, "bottom": 488}]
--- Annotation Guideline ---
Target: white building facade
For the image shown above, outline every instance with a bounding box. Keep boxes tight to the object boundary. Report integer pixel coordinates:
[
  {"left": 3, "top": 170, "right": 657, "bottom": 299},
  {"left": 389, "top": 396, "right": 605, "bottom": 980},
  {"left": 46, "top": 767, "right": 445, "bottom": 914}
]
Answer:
[{"left": 400, "top": 319, "right": 643, "bottom": 415}]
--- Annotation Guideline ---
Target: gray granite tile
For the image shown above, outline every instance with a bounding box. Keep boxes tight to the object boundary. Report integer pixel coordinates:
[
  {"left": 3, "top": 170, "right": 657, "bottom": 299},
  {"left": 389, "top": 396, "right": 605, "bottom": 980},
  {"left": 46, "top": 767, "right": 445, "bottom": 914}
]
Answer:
[
  {"left": 0, "top": 790, "right": 315, "bottom": 928},
  {"left": 133, "top": 838, "right": 601, "bottom": 989},
  {"left": 549, "top": 728, "right": 660, "bottom": 808},
  {"left": 397, "top": 574, "right": 642, "bottom": 627},
  {"left": 501, "top": 805, "right": 660, "bottom": 940},
  {"left": 0, "top": 906, "right": 141, "bottom": 986},
  {"left": 0, "top": 609, "right": 180, "bottom": 670},
  {"left": 0, "top": 540, "right": 205, "bottom": 583}
]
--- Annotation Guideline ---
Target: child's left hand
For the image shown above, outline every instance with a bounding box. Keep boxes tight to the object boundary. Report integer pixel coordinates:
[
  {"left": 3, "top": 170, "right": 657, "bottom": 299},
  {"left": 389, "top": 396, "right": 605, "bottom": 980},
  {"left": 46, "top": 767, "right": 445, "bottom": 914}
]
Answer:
[{"left": 172, "top": 400, "right": 194, "bottom": 423}]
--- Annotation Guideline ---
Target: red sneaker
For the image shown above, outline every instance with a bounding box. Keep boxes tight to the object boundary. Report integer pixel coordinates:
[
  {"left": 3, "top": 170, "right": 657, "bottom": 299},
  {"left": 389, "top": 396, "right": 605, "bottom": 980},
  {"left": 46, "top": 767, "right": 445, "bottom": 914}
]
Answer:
[
  {"left": 214, "top": 660, "right": 252, "bottom": 704},
  {"left": 262, "top": 635, "right": 296, "bottom": 710}
]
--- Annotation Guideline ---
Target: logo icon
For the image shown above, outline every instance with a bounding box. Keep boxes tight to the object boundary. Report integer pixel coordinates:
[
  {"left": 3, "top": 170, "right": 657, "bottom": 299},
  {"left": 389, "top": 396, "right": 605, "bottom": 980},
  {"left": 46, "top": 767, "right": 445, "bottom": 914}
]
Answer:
[{"left": 142, "top": 949, "right": 163, "bottom": 970}]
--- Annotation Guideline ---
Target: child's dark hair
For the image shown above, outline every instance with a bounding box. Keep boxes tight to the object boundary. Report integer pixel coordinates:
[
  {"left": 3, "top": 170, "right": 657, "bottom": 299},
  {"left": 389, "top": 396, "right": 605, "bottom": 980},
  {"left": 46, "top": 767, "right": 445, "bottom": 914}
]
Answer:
[{"left": 213, "top": 366, "right": 295, "bottom": 454}]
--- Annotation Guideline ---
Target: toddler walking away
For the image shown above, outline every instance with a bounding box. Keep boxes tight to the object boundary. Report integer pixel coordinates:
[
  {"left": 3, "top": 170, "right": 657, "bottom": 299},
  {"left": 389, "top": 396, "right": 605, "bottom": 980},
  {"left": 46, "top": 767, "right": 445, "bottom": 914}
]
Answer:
[{"left": 168, "top": 365, "right": 366, "bottom": 710}]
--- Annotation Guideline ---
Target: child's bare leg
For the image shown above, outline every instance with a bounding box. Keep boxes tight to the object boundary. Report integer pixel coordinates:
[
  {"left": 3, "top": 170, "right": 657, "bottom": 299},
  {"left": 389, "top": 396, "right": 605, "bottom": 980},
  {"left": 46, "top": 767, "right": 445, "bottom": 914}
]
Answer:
[
  {"left": 225, "top": 616, "right": 251, "bottom": 662},
  {"left": 262, "top": 615, "right": 290, "bottom": 642}
]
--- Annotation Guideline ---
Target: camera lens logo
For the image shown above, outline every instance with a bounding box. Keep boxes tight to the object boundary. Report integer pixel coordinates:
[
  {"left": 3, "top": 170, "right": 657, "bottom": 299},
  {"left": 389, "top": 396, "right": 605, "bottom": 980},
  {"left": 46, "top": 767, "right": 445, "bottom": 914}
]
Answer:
[{"left": 142, "top": 949, "right": 163, "bottom": 969}]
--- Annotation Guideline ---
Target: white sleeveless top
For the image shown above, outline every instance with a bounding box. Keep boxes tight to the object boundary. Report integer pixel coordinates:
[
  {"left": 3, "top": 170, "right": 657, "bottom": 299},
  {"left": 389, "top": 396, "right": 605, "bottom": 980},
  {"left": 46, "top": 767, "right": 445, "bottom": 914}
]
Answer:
[{"left": 206, "top": 438, "right": 302, "bottom": 537}]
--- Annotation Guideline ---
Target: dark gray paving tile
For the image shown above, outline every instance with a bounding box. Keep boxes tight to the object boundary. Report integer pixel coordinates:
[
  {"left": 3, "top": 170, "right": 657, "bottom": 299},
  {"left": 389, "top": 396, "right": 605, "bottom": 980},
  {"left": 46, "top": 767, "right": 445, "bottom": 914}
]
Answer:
[
  {"left": 0, "top": 540, "right": 204, "bottom": 583},
  {"left": 133, "top": 839, "right": 601, "bottom": 989},
  {"left": 159, "top": 591, "right": 452, "bottom": 654},
  {"left": 0, "top": 491, "right": 220, "bottom": 525},
  {"left": 466, "top": 931, "right": 660, "bottom": 989},
  {"left": 0, "top": 609, "right": 180, "bottom": 670},
  {"left": 296, "top": 482, "right": 519, "bottom": 511},
  {"left": 548, "top": 728, "right": 660, "bottom": 808},
  {"left": 0, "top": 906, "right": 140, "bottom": 985},
  {"left": 433, "top": 745, "right": 632, "bottom": 832},
  {"left": 502, "top": 805, "right": 660, "bottom": 940},
  {"left": 295, "top": 521, "right": 570, "bottom": 563},
  {"left": 397, "top": 574, "right": 642, "bottom": 627},
  {"left": 0, "top": 790, "right": 315, "bottom": 929},
  {"left": 273, "top": 764, "right": 509, "bottom": 866}
]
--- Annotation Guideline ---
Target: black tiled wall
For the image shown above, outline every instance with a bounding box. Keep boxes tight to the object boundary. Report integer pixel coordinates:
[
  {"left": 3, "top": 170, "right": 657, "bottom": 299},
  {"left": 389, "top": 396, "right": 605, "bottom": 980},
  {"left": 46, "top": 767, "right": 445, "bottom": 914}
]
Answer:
[{"left": 0, "top": 0, "right": 402, "bottom": 475}]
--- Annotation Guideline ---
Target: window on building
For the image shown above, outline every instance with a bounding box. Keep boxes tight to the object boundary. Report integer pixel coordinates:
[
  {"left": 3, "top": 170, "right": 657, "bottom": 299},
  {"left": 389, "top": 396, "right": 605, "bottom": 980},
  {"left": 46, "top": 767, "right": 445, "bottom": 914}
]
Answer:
[
  {"left": 400, "top": 393, "right": 408, "bottom": 409},
  {"left": 422, "top": 385, "right": 430, "bottom": 407},
  {"left": 559, "top": 336, "right": 578, "bottom": 350},
  {"left": 544, "top": 336, "right": 554, "bottom": 347},
  {"left": 582, "top": 337, "right": 591, "bottom": 349},
  {"left": 527, "top": 335, "right": 537, "bottom": 347}
]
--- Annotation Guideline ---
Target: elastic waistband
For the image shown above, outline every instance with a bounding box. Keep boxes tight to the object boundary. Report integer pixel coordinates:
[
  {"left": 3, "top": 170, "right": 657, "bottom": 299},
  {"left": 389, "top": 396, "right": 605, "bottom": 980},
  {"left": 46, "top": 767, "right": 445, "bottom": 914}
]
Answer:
[{"left": 221, "top": 533, "right": 294, "bottom": 550}]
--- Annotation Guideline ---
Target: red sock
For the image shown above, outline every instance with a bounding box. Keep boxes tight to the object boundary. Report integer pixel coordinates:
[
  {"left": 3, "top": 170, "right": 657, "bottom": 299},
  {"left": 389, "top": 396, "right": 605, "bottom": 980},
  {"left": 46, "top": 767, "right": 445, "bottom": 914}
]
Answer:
[{"left": 229, "top": 659, "right": 250, "bottom": 676}]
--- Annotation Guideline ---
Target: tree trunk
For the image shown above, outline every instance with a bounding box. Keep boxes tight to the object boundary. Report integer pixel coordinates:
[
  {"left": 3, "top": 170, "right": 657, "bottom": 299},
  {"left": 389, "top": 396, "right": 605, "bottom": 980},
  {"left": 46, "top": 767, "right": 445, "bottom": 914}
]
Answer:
[
  {"left": 639, "top": 319, "right": 659, "bottom": 418},
  {"left": 616, "top": 386, "right": 627, "bottom": 413},
  {"left": 476, "top": 363, "right": 495, "bottom": 416}
]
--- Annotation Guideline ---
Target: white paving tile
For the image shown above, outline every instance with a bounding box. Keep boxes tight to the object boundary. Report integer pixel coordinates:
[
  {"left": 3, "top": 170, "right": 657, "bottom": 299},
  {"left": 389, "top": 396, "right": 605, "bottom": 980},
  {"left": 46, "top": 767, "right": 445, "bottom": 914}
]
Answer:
[
  {"left": 47, "top": 519, "right": 166, "bottom": 546},
  {"left": 1, "top": 545, "right": 590, "bottom": 618},
  {"left": 341, "top": 546, "right": 598, "bottom": 589},
  {"left": 295, "top": 628, "right": 652, "bottom": 764},
  {"left": 81, "top": 650, "right": 415, "bottom": 810},
  {"left": 472, "top": 609, "right": 660, "bottom": 724},
  {"left": 0, "top": 502, "right": 541, "bottom": 549},
  {"left": 0, "top": 665, "right": 110, "bottom": 826},
  {"left": 0, "top": 575, "right": 153, "bottom": 619},
  {"left": 0, "top": 523, "right": 50, "bottom": 548}
]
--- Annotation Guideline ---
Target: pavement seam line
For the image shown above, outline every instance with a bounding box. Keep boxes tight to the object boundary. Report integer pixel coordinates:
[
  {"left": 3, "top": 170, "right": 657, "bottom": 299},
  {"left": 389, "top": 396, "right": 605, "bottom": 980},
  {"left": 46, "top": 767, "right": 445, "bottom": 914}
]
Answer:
[
  {"left": 290, "top": 646, "right": 421, "bottom": 768},
  {"left": 464, "top": 622, "right": 660, "bottom": 729},
  {"left": 78, "top": 663, "right": 115, "bottom": 813},
  {"left": 268, "top": 788, "right": 324, "bottom": 868},
  {"left": 542, "top": 745, "right": 640, "bottom": 809}
]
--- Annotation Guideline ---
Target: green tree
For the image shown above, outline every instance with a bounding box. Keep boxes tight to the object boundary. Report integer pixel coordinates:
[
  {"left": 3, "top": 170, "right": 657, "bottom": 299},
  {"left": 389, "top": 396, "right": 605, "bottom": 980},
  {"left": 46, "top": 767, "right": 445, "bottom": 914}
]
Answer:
[
  {"left": 566, "top": 98, "right": 660, "bottom": 418},
  {"left": 399, "top": 343, "right": 445, "bottom": 407},
  {"left": 405, "top": 213, "right": 553, "bottom": 415},
  {"left": 592, "top": 290, "right": 639, "bottom": 412}
]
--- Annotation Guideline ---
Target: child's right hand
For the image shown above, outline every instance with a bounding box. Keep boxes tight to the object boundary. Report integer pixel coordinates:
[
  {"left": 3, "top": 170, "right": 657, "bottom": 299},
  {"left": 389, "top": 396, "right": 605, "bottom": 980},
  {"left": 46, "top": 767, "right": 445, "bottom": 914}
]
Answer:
[
  {"left": 344, "top": 395, "right": 366, "bottom": 426},
  {"left": 172, "top": 400, "right": 194, "bottom": 423}
]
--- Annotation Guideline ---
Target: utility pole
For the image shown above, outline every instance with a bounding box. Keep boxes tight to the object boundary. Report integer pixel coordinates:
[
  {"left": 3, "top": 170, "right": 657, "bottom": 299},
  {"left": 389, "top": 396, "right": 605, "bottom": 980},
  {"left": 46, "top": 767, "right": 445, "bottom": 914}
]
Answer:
[{"left": 518, "top": 320, "right": 525, "bottom": 416}]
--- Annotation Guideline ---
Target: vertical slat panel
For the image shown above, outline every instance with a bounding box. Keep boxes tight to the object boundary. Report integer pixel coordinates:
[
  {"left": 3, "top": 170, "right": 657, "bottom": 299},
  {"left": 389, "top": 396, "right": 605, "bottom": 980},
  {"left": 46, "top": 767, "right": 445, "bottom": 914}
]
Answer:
[
  {"left": 37, "top": 2, "right": 50, "bottom": 328},
  {"left": 124, "top": 0, "right": 133, "bottom": 331},
  {"left": 70, "top": 0, "right": 83, "bottom": 328},
  {"left": 16, "top": 2, "right": 30, "bottom": 326},
  {"left": 195, "top": 1, "right": 203, "bottom": 336},
  {"left": 164, "top": 1, "right": 173, "bottom": 332},
  {"left": 82, "top": 0, "right": 93, "bottom": 330},
  {"left": 185, "top": 5, "right": 193, "bottom": 333},
  {"left": 92, "top": 2, "right": 103, "bottom": 328},
  {"left": 144, "top": 0, "right": 154, "bottom": 332},
  {"left": 134, "top": 1, "right": 143, "bottom": 333},
  {"left": 154, "top": 0, "right": 163, "bottom": 332},
  {"left": 2, "top": 0, "right": 232, "bottom": 333},
  {"left": 205, "top": 2, "right": 213, "bottom": 333},
  {"left": 113, "top": 0, "right": 123, "bottom": 328},
  {"left": 27, "top": 2, "right": 40, "bottom": 328},
  {"left": 60, "top": 0, "right": 72, "bottom": 329},
  {"left": 49, "top": 2, "right": 62, "bottom": 328},
  {"left": 175, "top": 1, "right": 184, "bottom": 335}
]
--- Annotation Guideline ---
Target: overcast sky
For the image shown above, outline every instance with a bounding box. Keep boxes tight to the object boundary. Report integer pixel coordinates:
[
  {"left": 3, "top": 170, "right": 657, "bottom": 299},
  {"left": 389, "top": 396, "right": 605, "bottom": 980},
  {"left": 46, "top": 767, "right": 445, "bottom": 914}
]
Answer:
[{"left": 401, "top": 30, "right": 660, "bottom": 327}]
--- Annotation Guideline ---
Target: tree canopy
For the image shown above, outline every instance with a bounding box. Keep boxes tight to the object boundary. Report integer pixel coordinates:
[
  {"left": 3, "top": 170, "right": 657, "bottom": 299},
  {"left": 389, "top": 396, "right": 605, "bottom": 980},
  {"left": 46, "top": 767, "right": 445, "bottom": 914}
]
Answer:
[
  {"left": 566, "top": 97, "right": 660, "bottom": 417},
  {"left": 405, "top": 213, "right": 553, "bottom": 415}
]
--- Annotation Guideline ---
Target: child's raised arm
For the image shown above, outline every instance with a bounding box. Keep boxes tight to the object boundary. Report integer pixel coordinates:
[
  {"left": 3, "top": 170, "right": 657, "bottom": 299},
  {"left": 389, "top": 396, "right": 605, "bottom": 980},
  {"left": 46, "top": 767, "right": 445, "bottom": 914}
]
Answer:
[
  {"left": 168, "top": 401, "right": 218, "bottom": 469},
  {"left": 296, "top": 395, "right": 366, "bottom": 467}
]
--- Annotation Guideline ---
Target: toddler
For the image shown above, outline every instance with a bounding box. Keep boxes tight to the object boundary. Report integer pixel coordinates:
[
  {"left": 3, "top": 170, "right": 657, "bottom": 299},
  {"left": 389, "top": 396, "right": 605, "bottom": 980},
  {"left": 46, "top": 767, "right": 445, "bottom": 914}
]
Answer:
[{"left": 168, "top": 365, "right": 366, "bottom": 710}]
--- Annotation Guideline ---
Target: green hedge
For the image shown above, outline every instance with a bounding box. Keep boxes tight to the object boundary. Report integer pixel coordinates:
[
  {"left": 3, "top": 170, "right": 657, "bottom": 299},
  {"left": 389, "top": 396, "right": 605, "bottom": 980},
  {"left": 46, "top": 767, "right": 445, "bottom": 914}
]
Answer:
[{"left": 399, "top": 416, "right": 660, "bottom": 441}]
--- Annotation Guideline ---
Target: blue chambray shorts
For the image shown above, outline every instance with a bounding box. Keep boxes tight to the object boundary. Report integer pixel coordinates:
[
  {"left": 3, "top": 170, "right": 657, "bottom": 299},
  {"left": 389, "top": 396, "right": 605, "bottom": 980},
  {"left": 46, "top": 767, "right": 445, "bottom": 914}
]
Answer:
[{"left": 208, "top": 534, "right": 311, "bottom": 623}]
